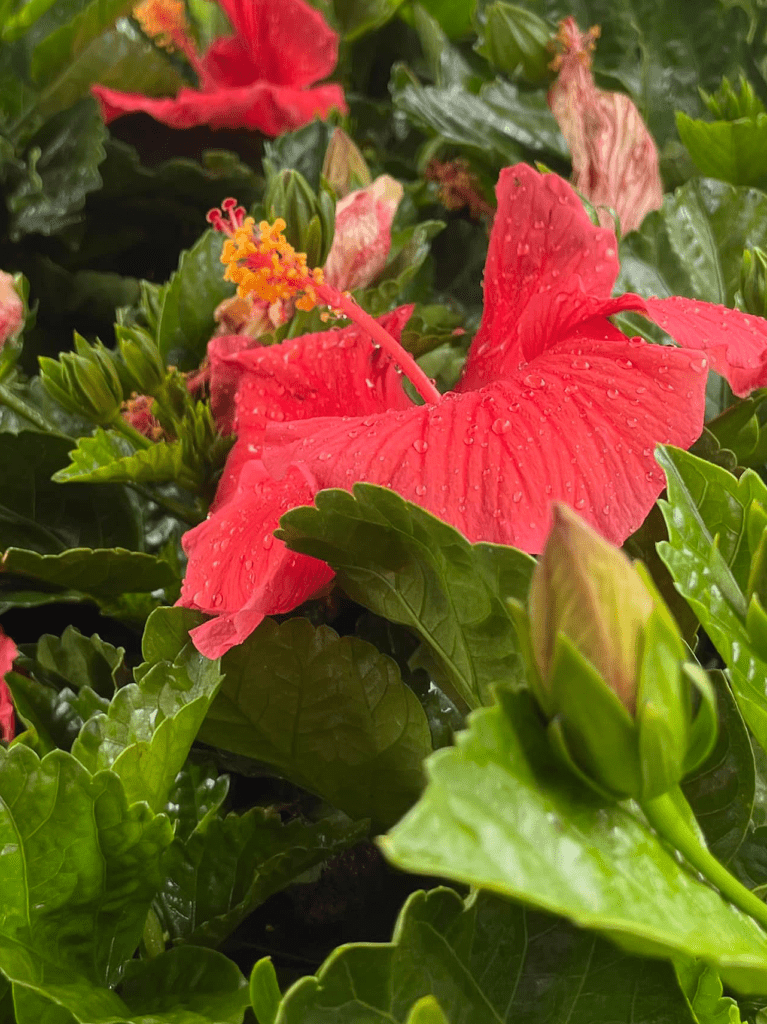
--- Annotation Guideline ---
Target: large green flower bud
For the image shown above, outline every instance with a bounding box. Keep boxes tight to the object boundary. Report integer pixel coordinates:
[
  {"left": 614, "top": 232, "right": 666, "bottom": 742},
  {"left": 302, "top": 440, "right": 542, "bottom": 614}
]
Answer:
[
  {"left": 264, "top": 168, "right": 335, "bottom": 268},
  {"left": 39, "top": 334, "right": 123, "bottom": 426},
  {"left": 510, "top": 504, "right": 717, "bottom": 801}
]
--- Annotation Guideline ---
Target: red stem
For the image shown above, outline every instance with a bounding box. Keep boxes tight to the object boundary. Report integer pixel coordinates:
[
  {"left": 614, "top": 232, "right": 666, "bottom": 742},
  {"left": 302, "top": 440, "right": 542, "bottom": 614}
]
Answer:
[{"left": 316, "top": 284, "right": 441, "bottom": 405}]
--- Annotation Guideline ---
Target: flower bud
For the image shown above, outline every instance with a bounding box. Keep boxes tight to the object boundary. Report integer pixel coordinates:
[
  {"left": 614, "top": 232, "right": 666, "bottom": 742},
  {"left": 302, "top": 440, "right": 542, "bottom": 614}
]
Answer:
[
  {"left": 40, "top": 334, "right": 124, "bottom": 426},
  {"left": 510, "top": 504, "right": 717, "bottom": 801},
  {"left": 738, "top": 247, "right": 767, "bottom": 319},
  {"left": 264, "top": 168, "right": 336, "bottom": 268},
  {"left": 322, "top": 127, "right": 372, "bottom": 198},
  {"left": 116, "top": 324, "right": 167, "bottom": 396},
  {"left": 0, "top": 272, "right": 23, "bottom": 348},
  {"left": 702, "top": 75, "right": 764, "bottom": 121},
  {"left": 323, "top": 175, "right": 404, "bottom": 292}
]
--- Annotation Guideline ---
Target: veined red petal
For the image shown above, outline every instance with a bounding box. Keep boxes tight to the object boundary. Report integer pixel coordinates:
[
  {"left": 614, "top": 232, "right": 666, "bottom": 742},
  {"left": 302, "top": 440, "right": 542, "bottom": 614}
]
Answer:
[
  {"left": 458, "top": 165, "right": 621, "bottom": 391},
  {"left": 215, "top": 0, "right": 340, "bottom": 89},
  {"left": 261, "top": 326, "right": 706, "bottom": 553},
  {"left": 179, "top": 460, "right": 334, "bottom": 658},
  {"left": 636, "top": 296, "right": 767, "bottom": 397},
  {"left": 91, "top": 81, "right": 346, "bottom": 135},
  {"left": 230, "top": 306, "right": 415, "bottom": 433},
  {"left": 0, "top": 626, "right": 17, "bottom": 742}
]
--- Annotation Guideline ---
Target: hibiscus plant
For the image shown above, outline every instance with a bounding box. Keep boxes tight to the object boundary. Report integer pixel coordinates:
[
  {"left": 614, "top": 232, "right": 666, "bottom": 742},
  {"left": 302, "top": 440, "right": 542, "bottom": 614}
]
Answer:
[{"left": 5, "top": 0, "right": 767, "bottom": 1021}]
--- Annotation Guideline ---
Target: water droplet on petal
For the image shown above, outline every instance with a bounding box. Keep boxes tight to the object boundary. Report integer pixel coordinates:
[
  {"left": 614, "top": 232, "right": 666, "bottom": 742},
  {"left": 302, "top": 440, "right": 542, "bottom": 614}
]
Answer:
[
  {"left": 512, "top": 491, "right": 523, "bottom": 503},
  {"left": 571, "top": 357, "right": 590, "bottom": 370},
  {"left": 413, "top": 439, "right": 429, "bottom": 453},
  {"left": 415, "top": 484, "right": 427, "bottom": 496},
  {"left": 606, "top": 388, "right": 620, "bottom": 399},
  {"left": 492, "top": 418, "right": 511, "bottom": 435},
  {"left": 262, "top": 534, "right": 274, "bottom": 550},
  {"left": 523, "top": 373, "right": 546, "bottom": 389},
  {"left": 575, "top": 498, "right": 586, "bottom": 509}
]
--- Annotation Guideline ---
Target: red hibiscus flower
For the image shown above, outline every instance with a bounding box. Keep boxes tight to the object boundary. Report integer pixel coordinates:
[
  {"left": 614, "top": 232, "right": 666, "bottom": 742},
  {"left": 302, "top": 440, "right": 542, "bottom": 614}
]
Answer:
[
  {"left": 91, "top": 0, "right": 346, "bottom": 135},
  {"left": 179, "top": 164, "right": 767, "bottom": 658},
  {"left": 0, "top": 626, "right": 17, "bottom": 742}
]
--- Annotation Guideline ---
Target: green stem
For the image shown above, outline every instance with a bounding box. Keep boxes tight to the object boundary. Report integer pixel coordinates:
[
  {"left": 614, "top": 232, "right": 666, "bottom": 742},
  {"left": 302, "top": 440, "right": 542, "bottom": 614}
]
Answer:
[
  {"left": 642, "top": 789, "right": 767, "bottom": 931},
  {"left": 0, "top": 384, "right": 74, "bottom": 439},
  {"left": 111, "top": 415, "right": 155, "bottom": 449},
  {"left": 127, "top": 482, "right": 205, "bottom": 526}
]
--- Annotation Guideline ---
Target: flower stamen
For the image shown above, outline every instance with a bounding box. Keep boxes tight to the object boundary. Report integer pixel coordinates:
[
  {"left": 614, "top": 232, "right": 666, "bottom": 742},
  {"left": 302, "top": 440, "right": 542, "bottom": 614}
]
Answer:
[
  {"left": 216, "top": 209, "right": 441, "bottom": 404},
  {"left": 133, "top": 0, "right": 203, "bottom": 73}
]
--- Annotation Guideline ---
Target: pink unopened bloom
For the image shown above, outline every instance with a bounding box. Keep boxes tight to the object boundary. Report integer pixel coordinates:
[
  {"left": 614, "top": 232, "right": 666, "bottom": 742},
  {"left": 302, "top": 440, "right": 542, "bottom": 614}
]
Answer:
[
  {"left": 0, "top": 626, "right": 17, "bottom": 742},
  {"left": 91, "top": 0, "right": 346, "bottom": 135},
  {"left": 0, "top": 272, "right": 22, "bottom": 347},
  {"left": 121, "top": 394, "right": 164, "bottom": 441},
  {"left": 549, "top": 18, "right": 663, "bottom": 234},
  {"left": 323, "top": 175, "right": 404, "bottom": 292},
  {"left": 179, "top": 164, "right": 767, "bottom": 658}
]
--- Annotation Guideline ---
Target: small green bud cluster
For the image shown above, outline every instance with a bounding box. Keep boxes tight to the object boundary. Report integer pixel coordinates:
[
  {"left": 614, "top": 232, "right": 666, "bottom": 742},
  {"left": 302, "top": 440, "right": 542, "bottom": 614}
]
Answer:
[
  {"left": 701, "top": 75, "right": 765, "bottom": 122},
  {"left": 40, "top": 333, "right": 124, "bottom": 426},
  {"left": 263, "top": 168, "right": 336, "bottom": 268}
]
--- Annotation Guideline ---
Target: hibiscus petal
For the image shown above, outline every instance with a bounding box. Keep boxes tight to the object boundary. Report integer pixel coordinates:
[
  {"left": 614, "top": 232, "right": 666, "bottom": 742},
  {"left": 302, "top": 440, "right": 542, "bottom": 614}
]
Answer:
[
  {"left": 636, "top": 296, "right": 767, "bottom": 397},
  {"left": 323, "top": 176, "right": 404, "bottom": 292},
  {"left": 458, "top": 164, "right": 622, "bottom": 391},
  {"left": 180, "top": 460, "right": 334, "bottom": 658},
  {"left": 91, "top": 81, "right": 346, "bottom": 135},
  {"left": 215, "top": 0, "right": 340, "bottom": 89},
  {"left": 209, "top": 307, "right": 416, "bottom": 508},
  {"left": 212, "top": 306, "right": 415, "bottom": 436},
  {"left": 0, "top": 626, "right": 17, "bottom": 742},
  {"left": 261, "top": 326, "right": 707, "bottom": 553}
]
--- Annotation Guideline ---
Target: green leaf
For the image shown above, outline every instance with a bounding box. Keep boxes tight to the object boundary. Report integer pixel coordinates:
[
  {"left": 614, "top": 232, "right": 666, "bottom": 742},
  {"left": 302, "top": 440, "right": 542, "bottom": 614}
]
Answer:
[
  {"left": 655, "top": 446, "right": 767, "bottom": 754},
  {"left": 475, "top": 2, "right": 551, "bottom": 84},
  {"left": 198, "top": 617, "right": 431, "bottom": 830},
  {"left": 6, "top": 669, "right": 108, "bottom": 754},
  {"left": 157, "top": 229, "right": 236, "bottom": 371},
  {"left": 677, "top": 112, "right": 767, "bottom": 187},
  {"left": 682, "top": 671, "right": 755, "bottom": 865},
  {"left": 53, "top": 428, "right": 201, "bottom": 490},
  {"left": 33, "top": 18, "right": 186, "bottom": 121},
  {"left": 276, "top": 886, "right": 698, "bottom": 1022},
  {"left": 250, "top": 958, "right": 281, "bottom": 1024},
  {"left": 358, "top": 220, "right": 445, "bottom": 317},
  {"left": 154, "top": 807, "right": 368, "bottom": 947},
  {"left": 278, "top": 484, "right": 535, "bottom": 710},
  {"left": 391, "top": 67, "right": 568, "bottom": 166},
  {"left": 332, "top": 0, "right": 405, "bottom": 40},
  {"left": 0, "top": 431, "right": 140, "bottom": 553},
  {"left": 0, "top": 744, "right": 172, "bottom": 990},
  {"left": 1, "top": 545, "right": 178, "bottom": 596},
  {"left": 72, "top": 607, "right": 223, "bottom": 810},
  {"left": 5, "top": 97, "right": 106, "bottom": 240},
  {"left": 416, "top": 0, "right": 474, "bottom": 39},
  {"left": 24, "top": 624, "right": 125, "bottom": 697},
  {"left": 164, "top": 761, "right": 230, "bottom": 844},
  {"left": 675, "top": 960, "right": 742, "bottom": 1024},
  {"left": 30, "top": 0, "right": 132, "bottom": 84},
  {"left": 384, "top": 689, "right": 767, "bottom": 995},
  {"left": 617, "top": 178, "right": 767, "bottom": 308}
]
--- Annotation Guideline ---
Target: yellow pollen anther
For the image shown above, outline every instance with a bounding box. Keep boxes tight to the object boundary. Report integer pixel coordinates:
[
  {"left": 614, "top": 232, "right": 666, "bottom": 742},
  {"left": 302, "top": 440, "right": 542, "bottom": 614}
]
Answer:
[
  {"left": 220, "top": 217, "right": 325, "bottom": 310},
  {"left": 133, "top": 0, "right": 191, "bottom": 52}
]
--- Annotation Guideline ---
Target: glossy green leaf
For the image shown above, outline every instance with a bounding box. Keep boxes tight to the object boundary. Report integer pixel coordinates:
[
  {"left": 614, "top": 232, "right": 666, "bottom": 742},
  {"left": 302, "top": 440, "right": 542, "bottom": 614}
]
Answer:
[
  {"left": 0, "top": 432, "right": 140, "bottom": 553},
  {"left": 53, "top": 427, "right": 202, "bottom": 491},
  {"left": 6, "top": 669, "right": 108, "bottom": 754},
  {"left": 333, "top": 0, "right": 404, "bottom": 39},
  {"left": 2, "top": 545, "right": 178, "bottom": 596},
  {"left": 250, "top": 958, "right": 281, "bottom": 1024},
  {"left": 278, "top": 484, "right": 535, "bottom": 710},
  {"left": 276, "top": 886, "right": 697, "bottom": 1022},
  {"left": 682, "top": 672, "right": 755, "bottom": 864},
  {"left": 416, "top": 0, "right": 474, "bottom": 39},
  {"left": 475, "top": 2, "right": 551, "bottom": 84},
  {"left": 5, "top": 98, "right": 107, "bottom": 240},
  {"left": 154, "top": 807, "right": 368, "bottom": 947},
  {"left": 157, "top": 229, "right": 236, "bottom": 371},
  {"left": 359, "top": 220, "right": 444, "bottom": 317},
  {"left": 30, "top": 0, "right": 132, "bottom": 83},
  {"left": 391, "top": 67, "right": 568, "bottom": 166},
  {"left": 72, "top": 607, "right": 223, "bottom": 810},
  {"left": 164, "top": 761, "right": 229, "bottom": 844},
  {"left": 655, "top": 446, "right": 767, "bottom": 754},
  {"left": 199, "top": 617, "right": 431, "bottom": 830},
  {"left": 677, "top": 113, "right": 767, "bottom": 187},
  {"left": 412, "top": 4, "right": 474, "bottom": 88},
  {"left": 32, "top": 18, "right": 185, "bottom": 119},
  {"left": 24, "top": 625, "right": 125, "bottom": 696},
  {"left": 617, "top": 179, "right": 767, "bottom": 308},
  {"left": 0, "top": 744, "right": 172, "bottom": 992},
  {"left": 383, "top": 689, "right": 767, "bottom": 995},
  {"left": 675, "top": 960, "right": 742, "bottom": 1024}
]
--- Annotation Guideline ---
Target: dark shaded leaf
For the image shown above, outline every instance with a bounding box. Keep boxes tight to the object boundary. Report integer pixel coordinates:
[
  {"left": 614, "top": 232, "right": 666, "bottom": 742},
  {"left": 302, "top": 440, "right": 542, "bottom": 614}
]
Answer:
[{"left": 2, "top": 545, "right": 178, "bottom": 596}]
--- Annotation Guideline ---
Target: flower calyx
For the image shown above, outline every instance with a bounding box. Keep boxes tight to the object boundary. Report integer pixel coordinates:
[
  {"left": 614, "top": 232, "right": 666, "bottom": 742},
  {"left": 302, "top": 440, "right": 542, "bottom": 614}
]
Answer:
[{"left": 509, "top": 503, "right": 718, "bottom": 802}]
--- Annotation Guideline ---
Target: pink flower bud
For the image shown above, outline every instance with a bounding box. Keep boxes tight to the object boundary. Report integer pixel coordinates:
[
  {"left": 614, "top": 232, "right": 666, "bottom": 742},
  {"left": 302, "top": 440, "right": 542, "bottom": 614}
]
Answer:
[
  {"left": 548, "top": 18, "right": 663, "bottom": 234},
  {"left": 0, "top": 272, "right": 23, "bottom": 347},
  {"left": 323, "top": 175, "right": 404, "bottom": 292},
  {"left": 0, "top": 625, "right": 17, "bottom": 742}
]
